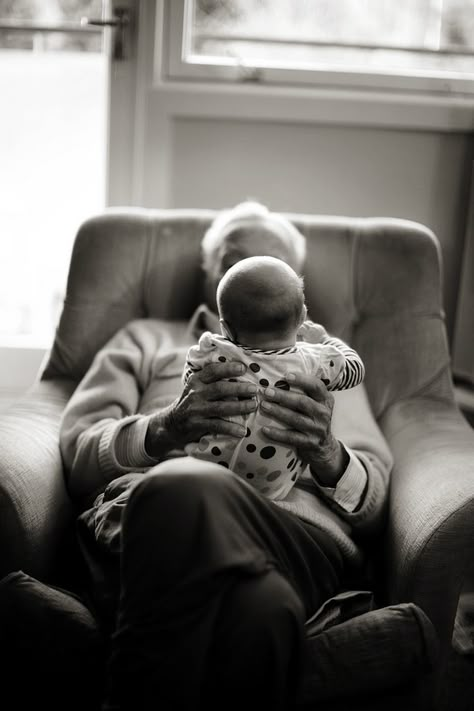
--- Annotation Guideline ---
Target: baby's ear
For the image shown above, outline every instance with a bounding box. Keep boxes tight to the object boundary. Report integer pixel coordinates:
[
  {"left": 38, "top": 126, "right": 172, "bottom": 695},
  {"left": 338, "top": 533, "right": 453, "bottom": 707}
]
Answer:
[
  {"left": 220, "top": 318, "right": 235, "bottom": 341},
  {"left": 298, "top": 304, "right": 308, "bottom": 326}
]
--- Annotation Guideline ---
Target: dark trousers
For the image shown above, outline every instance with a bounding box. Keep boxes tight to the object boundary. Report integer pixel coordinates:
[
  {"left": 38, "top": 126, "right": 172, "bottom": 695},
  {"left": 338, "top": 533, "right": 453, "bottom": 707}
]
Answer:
[{"left": 80, "top": 458, "right": 345, "bottom": 711}]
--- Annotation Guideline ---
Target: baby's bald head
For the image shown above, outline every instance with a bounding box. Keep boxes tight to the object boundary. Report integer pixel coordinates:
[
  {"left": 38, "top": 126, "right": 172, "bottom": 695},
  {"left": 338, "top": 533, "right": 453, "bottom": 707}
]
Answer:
[{"left": 217, "top": 256, "right": 306, "bottom": 346}]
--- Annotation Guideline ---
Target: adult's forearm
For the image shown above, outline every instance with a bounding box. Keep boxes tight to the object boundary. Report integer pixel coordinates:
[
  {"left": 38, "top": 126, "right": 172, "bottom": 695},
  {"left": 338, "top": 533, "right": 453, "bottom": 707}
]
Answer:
[
  {"left": 68, "top": 415, "right": 159, "bottom": 502},
  {"left": 309, "top": 435, "right": 349, "bottom": 487},
  {"left": 144, "top": 405, "right": 183, "bottom": 459}
]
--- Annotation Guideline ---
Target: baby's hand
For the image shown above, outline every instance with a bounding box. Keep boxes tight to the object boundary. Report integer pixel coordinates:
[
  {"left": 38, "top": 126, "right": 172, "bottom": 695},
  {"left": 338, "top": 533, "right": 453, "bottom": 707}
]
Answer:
[{"left": 297, "top": 320, "right": 327, "bottom": 343}]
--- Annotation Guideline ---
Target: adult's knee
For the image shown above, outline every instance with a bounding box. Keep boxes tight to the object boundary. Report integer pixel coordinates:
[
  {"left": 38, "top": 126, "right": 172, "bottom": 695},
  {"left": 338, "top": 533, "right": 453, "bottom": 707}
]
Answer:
[
  {"left": 124, "top": 457, "right": 238, "bottom": 536},
  {"left": 206, "top": 570, "right": 305, "bottom": 707},
  {"left": 228, "top": 570, "right": 305, "bottom": 641}
]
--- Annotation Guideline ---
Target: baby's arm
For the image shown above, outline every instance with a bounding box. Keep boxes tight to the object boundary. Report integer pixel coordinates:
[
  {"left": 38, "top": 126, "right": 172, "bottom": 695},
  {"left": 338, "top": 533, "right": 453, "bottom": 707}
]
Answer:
[
  {"left": 323, "top": 336, "right": 365, "bottom": 390},
  {"left": 183, "top": 331, "right": 217, "bottom": 385},
  {"left": 299, "top": 320, "right": 365, "bottom": 390}
]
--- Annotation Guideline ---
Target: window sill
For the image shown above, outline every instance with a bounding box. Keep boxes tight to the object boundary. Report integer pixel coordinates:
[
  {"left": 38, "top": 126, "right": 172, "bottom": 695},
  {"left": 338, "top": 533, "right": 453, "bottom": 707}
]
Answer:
[
  {"left": 0, "top": 342, "right": 49, "bottom": 395},
  {"left": 154, "top": 78, "right": 474, "bottom": 133}
]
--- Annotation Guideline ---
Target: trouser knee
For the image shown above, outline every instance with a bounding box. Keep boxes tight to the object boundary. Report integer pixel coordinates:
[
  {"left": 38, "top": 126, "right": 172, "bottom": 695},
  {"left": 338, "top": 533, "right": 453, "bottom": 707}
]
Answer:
[
  {"left": 125, "top": 457, "right": 237, "bottom": 530},
  {"left": 227, "top": 569, "right": 305, "bottom": 641},
  {"left": 206, "top": 570, "right": 306, "bottom": 708}
]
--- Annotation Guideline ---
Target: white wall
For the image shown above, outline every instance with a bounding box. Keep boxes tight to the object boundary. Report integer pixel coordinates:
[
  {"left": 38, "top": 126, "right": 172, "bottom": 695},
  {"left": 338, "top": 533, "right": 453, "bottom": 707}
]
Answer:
[{"left": 155, "top": 116, "right": 472, "bottom": 344}]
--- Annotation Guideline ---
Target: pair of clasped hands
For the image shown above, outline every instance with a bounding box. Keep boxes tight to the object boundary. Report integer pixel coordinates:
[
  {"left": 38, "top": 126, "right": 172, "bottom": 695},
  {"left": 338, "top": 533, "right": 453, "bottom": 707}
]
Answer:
[{"left": 146, "top": 356, "right": 347, "bottom": 488}]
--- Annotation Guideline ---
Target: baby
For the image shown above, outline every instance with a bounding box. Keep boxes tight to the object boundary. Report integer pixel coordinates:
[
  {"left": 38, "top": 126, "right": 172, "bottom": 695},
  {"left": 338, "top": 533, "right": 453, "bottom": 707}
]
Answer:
[{"left": 183, "top": 256, "right": 365, "bottom": 501}]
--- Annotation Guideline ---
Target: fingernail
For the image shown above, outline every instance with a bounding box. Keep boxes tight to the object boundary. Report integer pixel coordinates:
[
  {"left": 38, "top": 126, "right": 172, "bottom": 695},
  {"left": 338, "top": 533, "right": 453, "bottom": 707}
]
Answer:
[
  {"left": 261, "top": 400, "right": 271, "bottom": 409},
  {"left": 265, "top": 387, "right": 275, "bottom": 398},
  {"left": 286, "top": 373, "right": 296, "bottom": 382},
  {"left": 246, "top": 384, "right": 257, "bottom": 394}
]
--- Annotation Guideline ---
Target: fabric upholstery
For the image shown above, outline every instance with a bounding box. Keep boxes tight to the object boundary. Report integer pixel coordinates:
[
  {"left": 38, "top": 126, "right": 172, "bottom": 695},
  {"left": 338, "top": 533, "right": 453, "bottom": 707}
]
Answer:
[
  {"left": 43, "top": 209, "right": 452, "bottom": 420},
  {"left": 382, "top": 397, "right": 474, "bottom": 654},
  {"left": 298, "top": 601, "right": 438, "bottom": 702},
  {"left": 0, "top": 568, "right": 437, "bottom": 710},
  {"left": 0, "top": 379, "right": 75, "bottom": 580},
  {"left": 0, "top": 570, "right": 105, "bottom": 710}
]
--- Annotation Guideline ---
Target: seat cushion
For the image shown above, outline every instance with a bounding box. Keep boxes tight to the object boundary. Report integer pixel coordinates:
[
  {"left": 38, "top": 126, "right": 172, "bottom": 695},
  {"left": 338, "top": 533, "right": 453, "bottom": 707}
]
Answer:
[
  {"left": 298, "top": 601, "right": 439, "bottom": 703},
  {"left": 0, "top": 570, "right": 438, "bottom": 707},
  {"left": 0, "top": 570, "right": 106, "bottom": 711}
]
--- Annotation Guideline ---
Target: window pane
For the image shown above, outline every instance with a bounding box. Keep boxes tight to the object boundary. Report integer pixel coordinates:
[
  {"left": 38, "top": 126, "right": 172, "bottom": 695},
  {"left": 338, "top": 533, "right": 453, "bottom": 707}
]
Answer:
[
  {"left": 189, "top": 0, "right": 474, "bottom": 76},
  {"left": 0, "top": 1, "right": 107, "bottom": 343}
]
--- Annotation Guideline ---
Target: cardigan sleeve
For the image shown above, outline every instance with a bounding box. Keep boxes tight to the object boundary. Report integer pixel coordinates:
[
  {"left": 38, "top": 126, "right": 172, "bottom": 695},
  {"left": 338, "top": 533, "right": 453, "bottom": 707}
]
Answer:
[
  {"left": 59, "top": 319, "right": 174, "bottom": 502},
  {"left": 321, "top": 384, "right": 393, "bottom": 537}
]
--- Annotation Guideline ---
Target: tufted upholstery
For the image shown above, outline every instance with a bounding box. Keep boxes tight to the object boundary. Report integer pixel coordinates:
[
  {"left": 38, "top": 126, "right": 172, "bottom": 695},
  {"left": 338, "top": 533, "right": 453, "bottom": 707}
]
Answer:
[
  {"left": 1, "top": 207, "right": 473, "bottom": 709},
  {"left": 44, "top": 209, "right": 452, "bottom": 421}
]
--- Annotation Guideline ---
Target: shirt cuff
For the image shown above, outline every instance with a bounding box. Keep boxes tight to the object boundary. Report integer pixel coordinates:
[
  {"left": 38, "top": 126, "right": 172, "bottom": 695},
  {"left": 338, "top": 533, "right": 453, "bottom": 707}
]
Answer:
[
  {"left": 314, "top": 445, "right": 368, "bottom": 513},
  {"left": 114, "top": 415, "right": 160, "bottom": 469}
]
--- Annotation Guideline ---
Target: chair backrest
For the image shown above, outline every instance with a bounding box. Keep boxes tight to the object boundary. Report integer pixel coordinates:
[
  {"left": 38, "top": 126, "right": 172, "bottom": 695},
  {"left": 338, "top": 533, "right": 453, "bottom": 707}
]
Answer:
[{"left": 42, "top": 207, "right": 453, "bottom": 419}]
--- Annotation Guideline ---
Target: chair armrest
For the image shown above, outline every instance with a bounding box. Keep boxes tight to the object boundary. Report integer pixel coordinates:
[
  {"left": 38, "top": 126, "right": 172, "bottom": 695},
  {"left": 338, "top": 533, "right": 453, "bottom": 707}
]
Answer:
[
  {"left": 380, "top": 397, "right": 474, "bottom": 655},
  {"left": 0, "top": 378, "right": 76, "bottom": 579}
]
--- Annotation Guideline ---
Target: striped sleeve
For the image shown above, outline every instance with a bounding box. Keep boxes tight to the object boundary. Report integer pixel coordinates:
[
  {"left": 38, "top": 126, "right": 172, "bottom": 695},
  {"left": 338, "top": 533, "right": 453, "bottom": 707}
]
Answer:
[{"left": 321, "top": 335, "right": 365, "bottom": 390}]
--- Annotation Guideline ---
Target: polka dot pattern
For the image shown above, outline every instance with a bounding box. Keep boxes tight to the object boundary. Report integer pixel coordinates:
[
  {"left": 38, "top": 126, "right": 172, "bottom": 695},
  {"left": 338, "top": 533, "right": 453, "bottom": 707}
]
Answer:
[
  {"left": 187, "top": 342, "right": 316, "bottom": 501},
  {"left": 266, "top": 470, "right": 282, "bottom": 481},
  {"left": 260, "top": 446, "right": 276, "bottom": 460}
]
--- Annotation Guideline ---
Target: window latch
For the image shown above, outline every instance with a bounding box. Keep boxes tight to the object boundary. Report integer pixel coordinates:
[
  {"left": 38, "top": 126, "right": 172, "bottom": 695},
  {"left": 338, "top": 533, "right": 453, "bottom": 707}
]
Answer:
[{"left": 81, "top": 7, "right": 131, "bottom": 61}]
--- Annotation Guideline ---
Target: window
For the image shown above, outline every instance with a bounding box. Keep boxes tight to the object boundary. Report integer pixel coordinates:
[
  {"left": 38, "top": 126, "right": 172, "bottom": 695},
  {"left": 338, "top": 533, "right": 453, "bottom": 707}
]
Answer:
[
  {"left": 165, "top": 0, "right": 474, "bottom": 95},
  {"left": 0, "top": 1, "right": 107, "bottom": 345}
]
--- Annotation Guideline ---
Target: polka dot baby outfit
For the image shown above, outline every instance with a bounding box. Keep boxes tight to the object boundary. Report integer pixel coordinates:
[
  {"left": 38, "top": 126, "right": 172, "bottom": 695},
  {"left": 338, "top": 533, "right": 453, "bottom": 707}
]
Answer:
[{"left": 183, "top": 325, "right": 364, "bottom": 501}]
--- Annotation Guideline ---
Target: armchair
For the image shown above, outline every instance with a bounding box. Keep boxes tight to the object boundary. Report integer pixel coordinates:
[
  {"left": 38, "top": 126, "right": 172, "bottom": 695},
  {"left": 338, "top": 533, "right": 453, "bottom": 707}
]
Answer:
[{"left": 1, "top": 208, "right": 473, "bottom": 709}]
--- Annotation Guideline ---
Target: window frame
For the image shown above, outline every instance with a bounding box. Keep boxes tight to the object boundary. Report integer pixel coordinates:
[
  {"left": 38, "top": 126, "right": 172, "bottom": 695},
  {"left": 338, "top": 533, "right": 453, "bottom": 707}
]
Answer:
[{"left": 164, "top": 0, "right": 474, "bottom": 98}]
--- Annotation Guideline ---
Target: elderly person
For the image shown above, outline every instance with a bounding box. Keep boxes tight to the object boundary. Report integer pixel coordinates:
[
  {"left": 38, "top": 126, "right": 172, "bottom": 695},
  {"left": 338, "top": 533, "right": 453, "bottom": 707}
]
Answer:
[{"left": 59, "top": 201, "right": 393, "bottom": 711}]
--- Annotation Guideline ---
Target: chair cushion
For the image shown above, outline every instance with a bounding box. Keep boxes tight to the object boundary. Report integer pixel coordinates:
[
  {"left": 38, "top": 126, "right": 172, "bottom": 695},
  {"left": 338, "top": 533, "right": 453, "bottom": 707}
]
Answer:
[
  {"left": 0, "top": 570, "right": 105, "bottom": 710},
  {"left": 43, "top": 209, "right": 452, "bottom": 420},
  {"left": 0, "top": 570, "right": 438, "bottom": 706},
  {"left": 298, "top": 601, "right": 439, "bottom": 702}
]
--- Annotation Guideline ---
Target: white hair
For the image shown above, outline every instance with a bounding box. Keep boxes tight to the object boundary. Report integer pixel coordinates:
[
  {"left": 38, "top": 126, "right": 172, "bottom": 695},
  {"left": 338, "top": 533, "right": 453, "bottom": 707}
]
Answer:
[{"left": 201, "top": 201, "right": 307, "bottom": 273}]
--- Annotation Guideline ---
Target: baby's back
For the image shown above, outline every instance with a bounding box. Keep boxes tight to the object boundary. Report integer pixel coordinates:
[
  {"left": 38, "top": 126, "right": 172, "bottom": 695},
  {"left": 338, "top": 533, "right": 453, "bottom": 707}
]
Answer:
[{"left": 186, "top": 337, "right": 344, "bottom": 500}]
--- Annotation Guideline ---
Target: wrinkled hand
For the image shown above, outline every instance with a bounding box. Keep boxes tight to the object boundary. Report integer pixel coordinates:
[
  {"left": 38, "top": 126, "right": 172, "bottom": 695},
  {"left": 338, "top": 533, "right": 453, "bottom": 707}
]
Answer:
[
  {"left": 145, "top": 362, "right": 257, "bottom": 458},
  {"left": 260, "top": 372, "right": 348, "bottom": 486}
]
